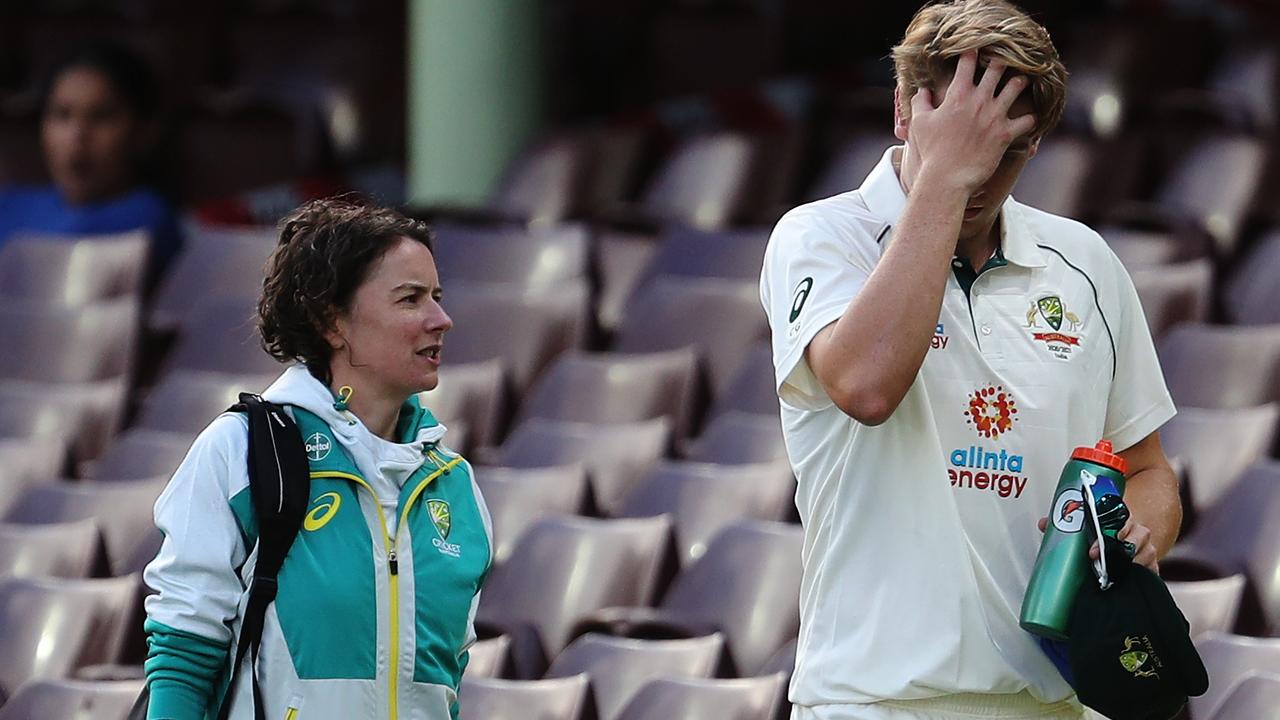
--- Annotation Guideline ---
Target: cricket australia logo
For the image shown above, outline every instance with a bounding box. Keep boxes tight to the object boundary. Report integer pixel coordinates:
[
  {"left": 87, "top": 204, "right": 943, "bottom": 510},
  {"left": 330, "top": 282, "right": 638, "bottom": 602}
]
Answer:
[
  {"left": 1119, "top": 636, "right": 1162, "bottom": 679},
  {"left": 305, "top": 432, "right": 332, "bottom": 462},
  {"left": 965, "top": 385, "right": 1018, "bottom": 440},
  {"left": 427, "top": 499, "right": 460, "bottom": 557},
  {"left": 1025, "top": 295, "right": 1083, "bottom": 360}
]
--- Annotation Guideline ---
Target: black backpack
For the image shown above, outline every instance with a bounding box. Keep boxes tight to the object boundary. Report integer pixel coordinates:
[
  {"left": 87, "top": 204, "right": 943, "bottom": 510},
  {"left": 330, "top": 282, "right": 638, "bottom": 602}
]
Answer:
[{"left": 130, "top": 393, "right": 311, "bottom": 720}]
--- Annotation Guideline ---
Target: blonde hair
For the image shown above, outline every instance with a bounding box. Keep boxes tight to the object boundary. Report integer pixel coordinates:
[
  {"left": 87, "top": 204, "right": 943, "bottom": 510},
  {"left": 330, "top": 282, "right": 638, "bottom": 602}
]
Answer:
[{"left": 892, "top": 0, "right": 1067, "bottom": 139}]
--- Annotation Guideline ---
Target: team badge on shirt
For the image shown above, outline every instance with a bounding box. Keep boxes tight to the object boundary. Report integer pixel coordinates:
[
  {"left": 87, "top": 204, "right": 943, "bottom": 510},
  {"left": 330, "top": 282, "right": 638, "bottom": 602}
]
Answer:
[
  {"left": 1025, "top": 295, "right": 1083, "bottom": 360},
  {"left": 428, "top": 499, "right": 461, "bottom": 557}
]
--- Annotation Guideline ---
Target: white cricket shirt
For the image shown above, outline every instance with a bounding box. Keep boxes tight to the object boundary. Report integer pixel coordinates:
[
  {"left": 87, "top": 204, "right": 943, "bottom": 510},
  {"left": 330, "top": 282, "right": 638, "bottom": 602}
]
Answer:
[{"left": 760, "top": 146, "right": 1175, "bottom": 709}]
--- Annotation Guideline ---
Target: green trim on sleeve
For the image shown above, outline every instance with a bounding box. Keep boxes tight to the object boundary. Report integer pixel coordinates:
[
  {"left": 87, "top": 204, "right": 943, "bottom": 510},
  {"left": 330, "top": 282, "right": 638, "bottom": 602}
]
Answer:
[{"left": 144, "top": 619, "right": 231, "bottom": 720}]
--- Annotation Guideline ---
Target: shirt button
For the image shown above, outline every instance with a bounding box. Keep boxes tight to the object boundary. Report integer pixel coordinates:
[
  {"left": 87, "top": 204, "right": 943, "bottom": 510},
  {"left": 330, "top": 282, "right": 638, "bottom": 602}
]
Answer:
[
  {"left": 981, "top": 325, "right": 992, "bottom": 335},
  {"left": 953, "top": 260, "right": 964, "bottom": 268}
]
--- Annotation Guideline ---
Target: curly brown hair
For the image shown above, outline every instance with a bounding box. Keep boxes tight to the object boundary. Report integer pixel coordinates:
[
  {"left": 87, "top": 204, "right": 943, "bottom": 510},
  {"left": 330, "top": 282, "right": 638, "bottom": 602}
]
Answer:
[{"left": 257, "top": 198, "right": 435, "bottom": 385}]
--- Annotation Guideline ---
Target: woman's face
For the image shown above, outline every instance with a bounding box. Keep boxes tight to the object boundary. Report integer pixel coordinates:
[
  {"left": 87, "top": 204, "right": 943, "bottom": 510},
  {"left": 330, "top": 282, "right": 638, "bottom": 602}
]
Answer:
[
  {"left": 41, "top": 67, "right": 140, "bottom": 205},
  {"left": 327, "top": 236, "right": 453, "bottom": 399}
]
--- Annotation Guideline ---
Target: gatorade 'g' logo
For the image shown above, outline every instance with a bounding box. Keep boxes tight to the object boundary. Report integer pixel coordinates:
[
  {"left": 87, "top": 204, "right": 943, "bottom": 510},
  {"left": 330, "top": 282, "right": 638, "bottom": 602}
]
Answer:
[
  {"left": 789, "top": 277, "right": 814, "bottom": 323},
  {"left": 1052, "top": 487, "right": 1086, "bottom": 534},
  {"left": 304, "top": 492, "right": 342, "bottom": 531}
]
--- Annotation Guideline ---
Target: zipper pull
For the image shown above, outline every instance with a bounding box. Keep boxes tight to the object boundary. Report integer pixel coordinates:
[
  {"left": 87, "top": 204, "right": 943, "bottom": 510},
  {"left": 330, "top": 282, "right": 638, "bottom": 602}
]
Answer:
[{"left": 388, "top": 549, "right": 399, "bottom": 575}]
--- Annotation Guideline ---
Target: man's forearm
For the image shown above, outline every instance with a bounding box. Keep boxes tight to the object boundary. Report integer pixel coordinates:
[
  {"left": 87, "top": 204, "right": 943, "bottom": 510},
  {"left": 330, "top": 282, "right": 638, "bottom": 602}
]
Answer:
[{"left": 1124, "top": 465, "right": 1182, "bottom": 559}]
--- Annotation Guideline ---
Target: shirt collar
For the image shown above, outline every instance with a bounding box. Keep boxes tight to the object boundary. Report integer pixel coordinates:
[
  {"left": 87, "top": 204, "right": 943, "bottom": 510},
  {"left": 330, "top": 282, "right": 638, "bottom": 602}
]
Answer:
[{"left": 859, "top": 145, "right": 1047, "bottom": 269}]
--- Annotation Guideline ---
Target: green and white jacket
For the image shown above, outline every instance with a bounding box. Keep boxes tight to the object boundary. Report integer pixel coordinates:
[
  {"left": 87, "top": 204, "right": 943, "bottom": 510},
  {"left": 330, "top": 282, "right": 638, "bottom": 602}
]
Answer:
[{"left": 143, "top": 365, "right": 492, "bottom": 720}]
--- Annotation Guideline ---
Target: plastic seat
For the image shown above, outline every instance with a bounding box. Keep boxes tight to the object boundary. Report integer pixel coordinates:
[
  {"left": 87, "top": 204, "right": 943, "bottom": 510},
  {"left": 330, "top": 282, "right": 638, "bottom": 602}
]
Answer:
[
  {"left": 1165, "top": 462, "right": 1280, "bottom": 635},
  {"left": 0, "top": 519, "right": 104, "bottom": 579},
  {"left": 1168, "top": 574, "right": 1247, "bottom": 639},
  {"left": 595, "top": 229, "right": 663, "bottom": 334},
  {"left": 80, "top": 429, "right": 194, "bottom": 482},
  {"left": 0, "top": 677, "right": 144, "bottom": 720},
  {"left": 618, "top": 462, "right": 793, "bottom": 567},
  {"left": 1159, "top": 323, "right": 1280, "bottom": 409},
  {"left": 640, "top": 133, "right": 755, "bottom": 230},
  {"left": 1129, "top": 259, "right": 1212, "bottom": 340},
  {"left": 149, "top": 224, "right": 277, "bottom": 331},
  {"left": 1154, "top": 134, "right": 1267, "bottom": 257},
  {"left": 494, "top": 419, "right": 670, "bottom": 516},
  {"left": 0, "top": 298, "right": 138, "bottom": 384},
  {"left": 476, "top": 465, "right": 589, "bottom": 565},
  {"left": 459, "top": 674, "right": 590, "bottom": 720},
  {"left": 4, "top": 478, "right": 168, "bottom": 577},
  {"left": 1190, "top": 633, "right": 1280, "bottom": 719},
  {"left": 0, "top": 379, "right": 124, "bottom": 466},
  {"left": 1214, "top": 671, "right": 1280, "bottom": 720},
  {"left": 1100, "top": 226, "right": 1197, "bottom": 269},
  {"left": 760, "top": 637, "right": 796, "bottom": 677},
  {"left": 1226, "top": 228, "right": 1280, "bottom": 325},
  {"left": 0, "top": 392, "right": 81, "bottom": 498},
  {"left": 432, "top": 222, "right": 589, "bottom": 287},
  {"left": 489, "top": 135, "right": 588, "bottom": 225},
  {"left": 708, "top": 343, "right": 779, "bottom": 419},
  {"left": 134, "top": 370, "right": 276, "bottom": 435},
  {"left": 639, "top": 225, "right": 771, "bottom": 286},
  {"left": 0, "top": 575, "right": 140, "bottom": 704},
  {"left": 477, "top": 515, "right": 672, "bottom": 677},
  {"left": 546, "top": 634, "right": 724, "bottom": 720},
  {"left": 1010, "top": 136, "right": 1094, "bottom": 219},
  {"left": 579, "top": 521, "right": 803, "bottom": 677},
  {"left": 614, "top": 278, "right": 769, "bottom": 397},
  {"left": 466, "top": 634, "right": 512, "bottom": 680},
  {"left": 805, "top": 131, "right": 897, "bottom": 201},
  {"left": 418, "top": 359, "right": 504, "bottom": 452},
  {"left": 443, "top": 280, "right": 589, "bottom": 394},
  {"left": 684, "top": 412, "right": 788, "bottom": 465},
  {"left": 1161, "top": 404, "right": 1278, "bottom": 515},
  {"left": 165, "top": 297, "right": 283, "bottom": 376},
  {"left": 0, "top": 230, "right": 148, "bottom": 305},
  {"left": 516, "top": 350, "right": 696, "bottom": 440},
  {"left": 616, "top": 674, "right": 787, "bottom": 720}
]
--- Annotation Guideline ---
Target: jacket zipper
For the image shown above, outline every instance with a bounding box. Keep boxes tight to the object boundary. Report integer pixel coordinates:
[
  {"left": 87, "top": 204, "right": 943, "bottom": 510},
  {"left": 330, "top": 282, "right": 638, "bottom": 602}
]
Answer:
[{"left": 309, "top": 455, "right": 464, "bottom": 720}]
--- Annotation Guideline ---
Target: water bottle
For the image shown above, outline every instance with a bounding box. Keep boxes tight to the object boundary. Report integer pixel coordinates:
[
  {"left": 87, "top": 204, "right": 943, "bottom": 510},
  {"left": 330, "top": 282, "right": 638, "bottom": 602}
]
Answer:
[{"left": 1020, "top": 439, "right": 1129, "bottom": 640}]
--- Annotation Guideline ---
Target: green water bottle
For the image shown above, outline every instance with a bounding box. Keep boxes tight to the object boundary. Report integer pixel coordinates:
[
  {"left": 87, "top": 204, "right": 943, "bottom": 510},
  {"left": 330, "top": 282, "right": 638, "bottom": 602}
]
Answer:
[{"left": 1020, "top": 439, "right": 1129, "bottom": 640}]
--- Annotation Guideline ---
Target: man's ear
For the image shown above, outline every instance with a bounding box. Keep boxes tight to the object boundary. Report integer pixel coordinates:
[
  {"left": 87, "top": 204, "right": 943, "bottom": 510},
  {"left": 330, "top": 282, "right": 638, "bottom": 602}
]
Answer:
[
  {"left": 1027, "top": 137, "right": 1041, "bottom": 159},
  {"left": 893, "top": 85, "right": 910, "bottom": 142}
]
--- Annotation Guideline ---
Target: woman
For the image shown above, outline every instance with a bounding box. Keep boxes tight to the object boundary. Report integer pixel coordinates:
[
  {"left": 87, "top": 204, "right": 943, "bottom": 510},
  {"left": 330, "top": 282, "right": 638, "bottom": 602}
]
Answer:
[
  {"left": 143, "top": 199, "right": 491, "bottom": 720},
  {"left": 0, "top": 41, "right": 181, "bottom": 283}
]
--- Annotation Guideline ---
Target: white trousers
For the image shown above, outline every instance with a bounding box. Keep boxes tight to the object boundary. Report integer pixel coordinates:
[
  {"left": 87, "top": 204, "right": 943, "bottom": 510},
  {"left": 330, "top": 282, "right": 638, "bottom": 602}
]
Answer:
[{"left": 791, "top": 691, "right": 1093, "bottom": 720}]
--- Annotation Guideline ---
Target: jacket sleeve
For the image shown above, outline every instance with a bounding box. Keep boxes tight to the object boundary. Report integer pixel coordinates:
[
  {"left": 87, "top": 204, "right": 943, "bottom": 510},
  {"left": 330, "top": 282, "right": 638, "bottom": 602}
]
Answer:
[{"left": 143, "top": 413, "right": 253, "bottom": 719}]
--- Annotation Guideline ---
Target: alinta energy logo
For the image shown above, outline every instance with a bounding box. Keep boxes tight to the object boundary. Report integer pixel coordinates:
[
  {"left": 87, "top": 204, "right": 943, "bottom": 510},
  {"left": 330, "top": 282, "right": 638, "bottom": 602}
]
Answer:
[{"left": 950, "top": 385, "right": 1029, "bottom": 499}]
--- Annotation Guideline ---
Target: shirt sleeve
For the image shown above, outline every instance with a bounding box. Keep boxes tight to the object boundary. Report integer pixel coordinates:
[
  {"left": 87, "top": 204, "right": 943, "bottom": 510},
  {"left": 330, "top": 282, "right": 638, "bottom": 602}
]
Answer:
[
  {"left": 1101, "top": 255, "right": 1177, "bottom": 451},
  {"left": 760, "top": 207, "right": 882, "bottom": 411}
]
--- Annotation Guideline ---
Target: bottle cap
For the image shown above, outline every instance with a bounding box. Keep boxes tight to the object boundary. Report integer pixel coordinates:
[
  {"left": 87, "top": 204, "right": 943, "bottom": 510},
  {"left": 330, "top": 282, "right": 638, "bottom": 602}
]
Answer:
[{"left": 1071, "top": 439, "right": 1128, "bottom": 476}]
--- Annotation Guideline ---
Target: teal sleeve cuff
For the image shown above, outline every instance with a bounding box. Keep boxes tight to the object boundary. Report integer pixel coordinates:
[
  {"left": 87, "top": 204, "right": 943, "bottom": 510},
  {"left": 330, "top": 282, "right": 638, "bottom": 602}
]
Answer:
[{"left": 144, "top": 619, "right": 231, "bottom": 720}]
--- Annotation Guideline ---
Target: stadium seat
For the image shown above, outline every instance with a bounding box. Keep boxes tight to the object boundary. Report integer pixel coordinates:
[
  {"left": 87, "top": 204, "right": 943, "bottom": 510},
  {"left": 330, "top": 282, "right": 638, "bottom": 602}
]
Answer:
[
  {"left": 0, "top": 575, "right": 139, "bottom": 705},
  {"left": 1099, "top": 226, "right": 1199, "bottom": 269},
  {"left": 443, "top": 280, "right": 589, "bottom": 395},
  {"left": 516, "top": 350, "right": 696, "bottom": 441},
  {"left": 1190, "top": 633, "right": 1280, "bottom": 719},
  {"left": 1129, "top": 259, "right": 1212, "bottom": 340},
  {"left": 683, "top": 412, "right": 788, "bottom": 465},
  {"left": 614, "top": 278, "right": 769, "bottom": 398},
  {"left": 759, "top": 637, "right": 796, "bottom": 677},
  {"left": 80, "top": 429, "right": 194, "bottom": 482},
  {"left": 636, "top": 225, "right": 771, "bottom": 287},
  {"left": 0, "top": 230, "right": 148, "bottom": 305},
  {"left": 477, "top": 515, "right": 673, "bottom": 678},
  {"left": 476, "top": 464, "right": 589, "bottom": 565},
  {"left": 0, "top": 392, "right": 82, "bottom": 500},
  {"left": 458, "top": 674, "right": 590, "bottom": 720},
  {"left": 577, "top": 520, "right": 802, "bottom": 677},
  {"left": 134, "top": 370, "right": 276, "bottom": 435},
  {"left": 0, "top": 519, "right": 104, "bottom": 579},
  {"left": 0, "top": 298, "right": 138, "bottom": 384},
  {"left": 546, "top": 634, "right": 724, "bottom": 720},
  {"left": 492, "top": 418, "right": 670, "bottom": 516},
  {"left": 432, "top": 222, "right": 589, "bottom": 287},
  {"left": 1168, "top": 574, "right": 1247, "bottom": 639},
  {"left": 637, "top": 133, "right": 756, "bottom": 230},
  {"left": 3, "top": 478, "right": 168, "bottom": 577},
  {"left": 466, "top": 634, "right": 512, "bottom": 680},
  {"left": 706, "top": 342, "right": 779, "bottom": 420},
  {"left": 149, "top": 224, "right": 277, "bottom": 332},
  {"left": 1011, "top": 136, "right": 1094, "bottom": 219},
  {"left": 1225, "top": 228, "right": 1280, "bottom": 325},
  {"left": 1164, "top": 461, "right": 1280, "bottom": 635},
  {"left": 0, "top": 379, "right": 121, "bottom": 467},
  {"left": 617, "top": 462, "right": 794, "bottom": 566},
  {"left": 0, "top": 677, "right": 144, "bottom": 720},
  {"left": 615, "top": 674, "right": 787, "bottom": 720},
  {"left": 1158, "top": 323, "right": 1280, "bottom": 409},
  {"left": 1213, "top": 671, "right": 1280, "bottom": 720},
  {"left": 164, "top": 297, "right": 283, "bottom": 376},
  {"left": 1160, "top": 403, "right": 1278, "bottom": 516},
  {"left": 595, "top": 229, "right": 663, "bottom": 334},
  {"left": 418, "top": 359, "right": 505, "bottom": 451},
  {"left": 804, "top": 130, "right": 897, "bottom": 202},
  {"left": 1153, "top": 134, "right": 1267, "bottom": 257}
]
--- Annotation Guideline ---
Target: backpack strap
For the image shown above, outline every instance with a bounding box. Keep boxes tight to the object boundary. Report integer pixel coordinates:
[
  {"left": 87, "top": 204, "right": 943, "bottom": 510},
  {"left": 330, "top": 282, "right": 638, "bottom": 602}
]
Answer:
[{"left": 218, "top": 393, "right": 311, "bottom": 720}]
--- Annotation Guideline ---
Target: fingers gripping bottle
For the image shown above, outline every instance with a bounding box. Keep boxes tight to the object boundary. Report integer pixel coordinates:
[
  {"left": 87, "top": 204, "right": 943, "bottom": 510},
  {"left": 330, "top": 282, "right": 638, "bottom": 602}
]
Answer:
[{"left": 1019, "top": 440, "right": 1129, "bottom": 640}]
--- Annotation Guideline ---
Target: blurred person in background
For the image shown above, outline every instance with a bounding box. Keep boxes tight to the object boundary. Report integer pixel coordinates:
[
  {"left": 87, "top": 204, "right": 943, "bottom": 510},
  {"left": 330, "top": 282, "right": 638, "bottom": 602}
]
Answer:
[
  {"left": 142, "top": 199, "right": 490, "bottom": 720},
  {"left": 760, "top": 1, "right": 1180, "bottom": 718},
  {"left": 0, "top": 41, "right": 182, "bottom": 285}
]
